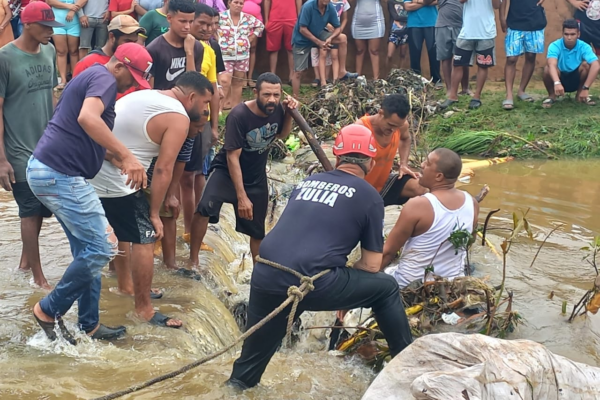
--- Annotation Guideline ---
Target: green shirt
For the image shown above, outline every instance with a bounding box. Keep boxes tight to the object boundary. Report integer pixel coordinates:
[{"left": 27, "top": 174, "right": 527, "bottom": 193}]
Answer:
[
  {"left": 0, "top": 43, "right": 57, "bottom": 182},
  {"left": 139, "top": 9, "right": 169, "bottom": 46}
]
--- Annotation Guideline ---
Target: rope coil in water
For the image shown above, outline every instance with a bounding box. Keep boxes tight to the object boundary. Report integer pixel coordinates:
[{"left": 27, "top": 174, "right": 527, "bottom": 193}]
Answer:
[{"left": 91, "top": 257, "right": 330, "bottom": 400}]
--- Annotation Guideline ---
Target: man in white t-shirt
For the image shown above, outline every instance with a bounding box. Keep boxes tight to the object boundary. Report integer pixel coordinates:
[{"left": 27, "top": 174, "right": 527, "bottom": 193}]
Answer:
[
  {"left": 91, "top": 72, "right": 213, "bottom": 329},
  {"left": 381, "top": 148, "right": 479, "bottom": 288},
  {"left": 440, "top": 0, "right": 500, "bottom": 110}
]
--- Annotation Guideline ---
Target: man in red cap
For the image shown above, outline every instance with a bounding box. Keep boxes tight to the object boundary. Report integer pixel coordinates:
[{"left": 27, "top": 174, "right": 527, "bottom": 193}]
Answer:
[
  {"left": 0, "top": 1, "right": 63, "bottom": 290},
  {"left": 26, "top": 42, "right": 153, "bottom": 344},
  {"left": 228, "top": 124, "right": 413, "bottom": 389}
]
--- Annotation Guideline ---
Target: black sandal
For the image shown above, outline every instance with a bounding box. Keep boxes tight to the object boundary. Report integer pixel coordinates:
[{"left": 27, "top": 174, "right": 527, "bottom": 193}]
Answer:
[
  {"left": 149, "top": 312, "right": 182, "bottom": 329},
  {"left": 468, "top": 99, "right": 482, "bottom": 109},
  {"left": 34, "top": 312, "right": 77, "bottom": 345},
  {"left": 176, "top": 267, "right": 202, "bottom": 281}
]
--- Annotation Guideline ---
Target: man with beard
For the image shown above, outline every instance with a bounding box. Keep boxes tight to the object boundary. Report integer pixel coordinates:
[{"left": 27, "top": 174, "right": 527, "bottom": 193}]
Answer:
[
  {"left": 74, "top": 15, "right": 146, "bottom": 100},
  {"left": 0, "top": 2, "right": 62, "bottom": 290},
  {"left": 146, "top": 0, "right": 204, "bottom": 272},
  {"left": 189, "top": 73, "right": 297, "bottom": 269},
  {"left": 91, "top": 72, "right": 213, "bottom": 328}
]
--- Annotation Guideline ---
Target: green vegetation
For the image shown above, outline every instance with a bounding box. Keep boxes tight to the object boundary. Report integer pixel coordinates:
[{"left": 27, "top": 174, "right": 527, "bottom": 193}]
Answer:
[{"left": 426, "top": 83, "right": 600, "bottom": 158}]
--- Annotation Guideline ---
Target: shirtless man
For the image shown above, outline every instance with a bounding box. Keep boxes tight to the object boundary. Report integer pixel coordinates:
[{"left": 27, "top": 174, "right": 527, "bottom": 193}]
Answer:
[
  {"left": 382, "top": 148, "right": 479, "bottom": 288},
  {"left": 356, "top": 94, "right": 427, "bottom": 206},
  {"left": 91, "top": 72, "right": 213, "bottom": 328}
]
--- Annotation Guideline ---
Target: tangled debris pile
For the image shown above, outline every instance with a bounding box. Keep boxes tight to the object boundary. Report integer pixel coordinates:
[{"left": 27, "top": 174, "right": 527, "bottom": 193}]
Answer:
[
  {"left": 302, "top": 69, "right": 437, "bottom": 140},
  {"left": 332, "top": 276, "right": 521, "bottom": 370}
]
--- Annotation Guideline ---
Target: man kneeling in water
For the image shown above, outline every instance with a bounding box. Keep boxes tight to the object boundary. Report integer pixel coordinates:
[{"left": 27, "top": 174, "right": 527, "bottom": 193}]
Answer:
[
  {"left": 382, "top": 148, "right": 479, "bottom": 288},
  {"left": 228, "top": 124, "right": 413, "bottom": 389}
]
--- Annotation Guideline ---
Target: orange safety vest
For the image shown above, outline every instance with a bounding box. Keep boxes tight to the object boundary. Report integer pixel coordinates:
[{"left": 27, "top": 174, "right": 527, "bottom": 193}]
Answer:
[{"left": 360, "top": 115, "right": 400, "bottom": 193}]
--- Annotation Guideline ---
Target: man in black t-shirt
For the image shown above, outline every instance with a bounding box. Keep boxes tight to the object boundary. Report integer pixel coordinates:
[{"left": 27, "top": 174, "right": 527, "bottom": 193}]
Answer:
[
  {"left": 227, "top": 124, "right": 413, "bottom": 390},
  {"left": 146, "top": 0, "right": 205, "bottom": 271},
  {"left": 569, "top": 0, "right": 600, "bottom": 55},
  {"left": 500, "top": 0, "right": 547, "bottom": 110},
  {"left": 189, "top": 73, "right": 297, "bottom": 268}
]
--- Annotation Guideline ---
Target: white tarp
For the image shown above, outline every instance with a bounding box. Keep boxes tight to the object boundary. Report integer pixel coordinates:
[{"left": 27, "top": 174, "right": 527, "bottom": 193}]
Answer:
[{"left": 362, "top": 332, "right": 600, "bottom": 400}]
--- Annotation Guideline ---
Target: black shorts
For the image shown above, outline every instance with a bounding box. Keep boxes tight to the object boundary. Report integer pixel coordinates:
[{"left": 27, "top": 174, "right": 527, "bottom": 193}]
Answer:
[
  {"left": 560, "top": 69, "right": 581, "bottom": 93},
  {"left": 100, "top": 191, "right": 155, "bottom": 244},
  {"left": 453, "top": 39, "right": 496, "bottom": 68},
  {"left": 185, "top": 123, "right": 213, "bottom": 172},
  {"left": 12, "top": 181, "right": 52, "bottom": 218},
  {"left": 197, "top": 168, "right": 268, "bottom": 239},
  {"left": 379, "top": 174, "right": 413, "bottom": 207}
]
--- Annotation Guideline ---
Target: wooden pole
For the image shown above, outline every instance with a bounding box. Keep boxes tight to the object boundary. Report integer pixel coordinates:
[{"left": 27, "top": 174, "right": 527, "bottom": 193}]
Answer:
[{"left": 289, "top": 108, "right": 334, "bottom": 172}]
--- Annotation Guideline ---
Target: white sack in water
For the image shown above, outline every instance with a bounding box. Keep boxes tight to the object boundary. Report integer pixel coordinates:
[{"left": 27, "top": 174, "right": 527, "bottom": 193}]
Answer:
[{"left": 362, "top": 332, "right": 600, "bottom": 400}]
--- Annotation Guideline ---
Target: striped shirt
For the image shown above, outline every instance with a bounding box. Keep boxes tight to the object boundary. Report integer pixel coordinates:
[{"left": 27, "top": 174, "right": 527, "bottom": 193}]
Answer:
[{"left": 147, "top": 136, "right": 194, "bottom": 186}]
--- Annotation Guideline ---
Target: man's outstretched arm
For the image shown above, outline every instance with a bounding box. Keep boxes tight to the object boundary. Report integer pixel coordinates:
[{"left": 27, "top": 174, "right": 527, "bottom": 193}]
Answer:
[{"left": 381, "top": 198, "right": 422, "bottom": 269}]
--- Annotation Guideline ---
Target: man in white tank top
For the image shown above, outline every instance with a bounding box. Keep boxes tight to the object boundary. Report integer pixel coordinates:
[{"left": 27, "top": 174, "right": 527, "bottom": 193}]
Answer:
[
  {"left": 381, "top": 148, "right": 479, "bottom": 288},
  {"left": 90, "top": 72, "right": 213, "bottom": 329}
]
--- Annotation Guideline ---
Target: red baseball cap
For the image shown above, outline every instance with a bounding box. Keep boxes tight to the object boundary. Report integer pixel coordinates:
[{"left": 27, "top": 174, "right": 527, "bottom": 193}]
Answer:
[
  {"left": 21, "top": 2, "right": 65, "bottom": 27},
  {"left": 113, "top": 43, "right": 153, "bottom": 90}
]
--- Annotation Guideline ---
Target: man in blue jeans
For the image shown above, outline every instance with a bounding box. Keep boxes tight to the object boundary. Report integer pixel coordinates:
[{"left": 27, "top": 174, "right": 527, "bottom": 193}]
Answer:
[{"left": 27, "top": 42, "right": 153, "bottom": 344}]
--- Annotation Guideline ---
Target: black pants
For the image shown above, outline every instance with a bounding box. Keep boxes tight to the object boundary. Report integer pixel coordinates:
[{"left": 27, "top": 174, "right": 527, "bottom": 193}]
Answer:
[
  {"left": 408, "top": 27, "right": 441, "bottom": 83},
  {"left": 229, "top": 268, "right": 413, "bottom": 388}
]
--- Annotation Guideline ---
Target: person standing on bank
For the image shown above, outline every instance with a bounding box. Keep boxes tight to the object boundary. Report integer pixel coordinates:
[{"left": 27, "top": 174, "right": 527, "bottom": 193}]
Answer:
[
  {"left": 146, "top": 0, "right": 204, "bottom": 271},
  {"left": 264, "top": 0, "right": 301, "bottom": 85},
  {"left": 435, "top": 0, "right": 469, "bottom": 95},
  {"left": 0, "top": 2, "right": 61, "bottom": 290},
  {"left": 27, "top": 42, "right": 153, "bottom": 344},
  {"left": 227, "top": 124, "right": 413, "bottom": 390},
  {"left": 189, "top": 73, "right": 297, "bottom": 268},
  {"left": 500, "top": 0, "right": 547, "bottom": 110},
  {"left": 404, "top": 0, "right": 442, "bottom": 87},
  {"left": 137, "top": 0, "right": 169, "bottom": 46},
  {"left": 352, "top": 0, "right": 385, "bottom": 80},
  {"left": 47, "top": 0, "right": 84, "bottom": 88},
  {"left": 78, "top": 0, "right": 109, "bottom": 61},
  {"left": 440, "top": 0, "right": 500, "bottom": 110},
  {"left": 542, "top": 19, "right": 599, "bottom": 108},
  {"left": 387, "top": 0, "right": 409, "bottom": 69}
]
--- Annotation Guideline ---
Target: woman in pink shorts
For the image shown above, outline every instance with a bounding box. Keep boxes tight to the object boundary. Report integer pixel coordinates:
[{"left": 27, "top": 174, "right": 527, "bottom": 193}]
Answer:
[{"left": 218, "top": 0, "right": 263, "bottom": 110}]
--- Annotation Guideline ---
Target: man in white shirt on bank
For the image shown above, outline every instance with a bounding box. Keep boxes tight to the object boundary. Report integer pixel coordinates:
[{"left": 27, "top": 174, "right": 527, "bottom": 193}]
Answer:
[{"left": 440, "top": 0, "right": 500, "bottom": 110}]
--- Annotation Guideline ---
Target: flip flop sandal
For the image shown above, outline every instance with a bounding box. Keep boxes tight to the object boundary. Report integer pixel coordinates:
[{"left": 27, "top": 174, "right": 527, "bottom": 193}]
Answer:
[
  {"left": 439, "top": 98, "right": 458, "bottom": 110},
  {"left": 176, "top": 267, "right": 202, "bottom": 281},
  {"left": 34, "top": 313, "right": 77, "bottom": 345},
  {"left": 311, "top": 79, "right": 320, "bottom": 87},
  {"left": 542, "top": 98, "right": 555, "bottom": 109},
  {"left": 586, "top": 96, "right": 596, "bottom": 106},
  {"left": 468, "top": 99, "right": 482, "bottom": 109},
  {"left": 149, "top": 311, "right": 182, "bottom": 329},
  {"left": 150, "top": 289, "right": 163, "bottom": 299},
  {"left": 502, "top": 99, "right": 514, "bottom": 110},
  {"left": 518, "top": 93, "right": 534, "bottom": 102},
  {"left": 339, "top": 72, "right": 358, "bottom": 81}
]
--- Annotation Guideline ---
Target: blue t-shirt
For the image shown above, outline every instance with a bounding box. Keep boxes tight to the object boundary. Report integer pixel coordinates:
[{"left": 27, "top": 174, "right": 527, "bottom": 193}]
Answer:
[
  {"left": 405, "top": 0, "right": 438, "bottom": 28},
  {"left": 34, "top": 64, "right": 117, "bottom": 179},
  {"left": 292, "top": 0, "right": 340, "bottom": 47},
  {"left": 547, "top": 39, "right": 599, "bottom": 74},
  {"left": 251, "top": 169, "right": 385, "bottom": 294}
]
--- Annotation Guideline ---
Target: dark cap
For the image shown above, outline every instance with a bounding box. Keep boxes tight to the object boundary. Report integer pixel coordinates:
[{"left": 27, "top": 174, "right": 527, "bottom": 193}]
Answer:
[{"left": 21, "top": 2, "right": 65, "bottom": 27}]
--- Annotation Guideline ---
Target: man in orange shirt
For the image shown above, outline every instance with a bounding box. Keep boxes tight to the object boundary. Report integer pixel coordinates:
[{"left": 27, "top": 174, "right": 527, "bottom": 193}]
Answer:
[{"left": 356, "top": 93, "right": 427, "bottom": 205}]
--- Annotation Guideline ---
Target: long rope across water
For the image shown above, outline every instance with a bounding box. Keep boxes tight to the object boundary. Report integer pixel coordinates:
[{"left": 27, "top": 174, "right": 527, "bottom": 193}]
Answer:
[{"left": 91, "top": 257, "right": 330, "bottom": 400}]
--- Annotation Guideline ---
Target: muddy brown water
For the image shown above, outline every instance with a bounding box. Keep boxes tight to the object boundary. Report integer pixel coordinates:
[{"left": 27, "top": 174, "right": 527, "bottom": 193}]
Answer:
[{"left": 1, "top": 159, "right": 600, "bottom": 399}]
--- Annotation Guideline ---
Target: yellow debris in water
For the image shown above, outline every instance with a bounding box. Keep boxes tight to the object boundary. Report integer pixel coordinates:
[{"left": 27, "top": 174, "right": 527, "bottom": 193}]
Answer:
[
  {"left": 586, "top": 292, "right": 600, "bottom": 314},
  {"left": 405, "top": 304, "right": 423, "bottom": 315},
  {"left": 181, "top": 233, "right": 214, "bottom": 252}
]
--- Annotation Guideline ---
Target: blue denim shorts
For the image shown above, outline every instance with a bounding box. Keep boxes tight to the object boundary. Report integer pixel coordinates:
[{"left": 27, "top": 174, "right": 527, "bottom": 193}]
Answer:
[{"left": 505, "top": 28, "right": 545, "bottom": 57}]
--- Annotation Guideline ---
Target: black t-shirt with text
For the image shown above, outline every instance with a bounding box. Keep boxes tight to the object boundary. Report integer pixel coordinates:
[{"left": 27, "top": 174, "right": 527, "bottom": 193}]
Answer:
[
  {"left": 251, "top": 170, "right": 385, "bottom": 294},
  {"left": 507, "top": 0, "right": 547, "bottom": 32},
  {"left": 211, "top": 102, "right": 285, "bottom": 185},
  {"left": 146, "top": 35, "right": 204, "bottom": 90}
]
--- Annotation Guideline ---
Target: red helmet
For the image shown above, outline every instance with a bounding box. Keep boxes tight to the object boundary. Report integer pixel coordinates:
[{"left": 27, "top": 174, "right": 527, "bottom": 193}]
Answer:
[{"left": 333, "top": 124, "right": 377, "bottom": 158}]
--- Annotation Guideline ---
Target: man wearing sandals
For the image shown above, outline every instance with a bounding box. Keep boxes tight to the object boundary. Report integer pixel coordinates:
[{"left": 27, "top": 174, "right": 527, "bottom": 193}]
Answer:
[
  {"left": 500, "top": 0, "right": 547, "bottom": 110},
  {"left": 91, "top": 72, "right": 214, "bottom": 329},
  {"left": 440, "top": 0, "right": 500, "bottom": 110},
  {"left": 543, "top": 19, "right": 599, "bottom": 108}
]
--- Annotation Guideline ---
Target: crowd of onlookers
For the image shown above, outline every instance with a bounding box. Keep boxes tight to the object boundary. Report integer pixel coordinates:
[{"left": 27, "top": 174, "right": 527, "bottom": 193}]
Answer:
[{"left": 1, "top": 0, "right": 598, "bottom": 109}]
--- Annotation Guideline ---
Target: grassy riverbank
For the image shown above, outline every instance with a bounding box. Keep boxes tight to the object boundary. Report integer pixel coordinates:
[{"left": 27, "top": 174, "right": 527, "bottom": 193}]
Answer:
[{"left": 425, "top": 82, "right": 600, "bottom": 158}]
